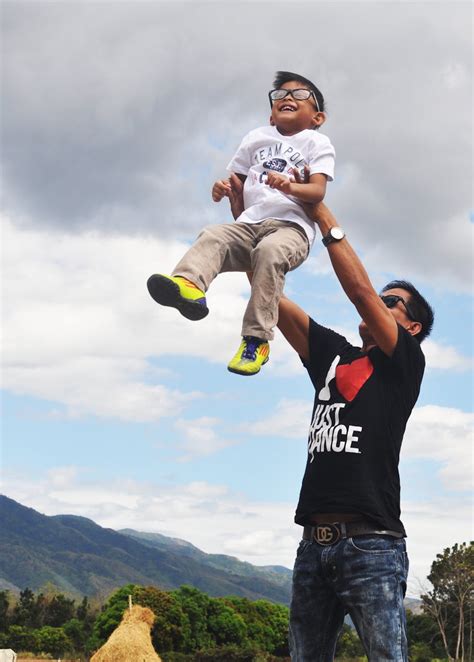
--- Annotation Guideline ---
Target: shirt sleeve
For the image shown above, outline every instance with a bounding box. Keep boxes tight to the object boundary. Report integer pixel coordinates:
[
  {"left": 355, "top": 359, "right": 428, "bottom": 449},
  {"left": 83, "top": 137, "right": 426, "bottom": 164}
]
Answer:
[
  {"left": 371, "top": 324, "right": 426, "bottom": 409},
  {"left": 308, "top": 134, "right": 336, "bottom": 181},
  {"left": 226, "top": 131, "right": 252, "bottom": 176},
  {"left": 303, "top": 318, "right": 353, "bottom": 390},
  {"left": 390, "top": 324, "right": 425, "bottom": 386}
]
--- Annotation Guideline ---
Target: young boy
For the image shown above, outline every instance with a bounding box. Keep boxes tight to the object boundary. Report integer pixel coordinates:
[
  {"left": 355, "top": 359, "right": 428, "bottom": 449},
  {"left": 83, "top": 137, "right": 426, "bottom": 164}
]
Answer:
[{"left": 147, "top": 71, "right": 335, "bottom": 375}]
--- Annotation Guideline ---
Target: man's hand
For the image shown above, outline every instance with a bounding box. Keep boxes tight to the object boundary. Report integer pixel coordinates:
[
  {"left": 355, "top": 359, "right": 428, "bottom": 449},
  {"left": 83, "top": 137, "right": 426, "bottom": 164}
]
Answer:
[
  {"left": 291, "top": 165, "right": 316, "bottom": 217},
  {"left": 212, "top": 179, "right": 232, "bottom": 202},
  {"left": 228, "top": 172, "right": 245, "bottom": 220},
  {"left": 292, "top": 164, "right": 310, "bottom": 185}
]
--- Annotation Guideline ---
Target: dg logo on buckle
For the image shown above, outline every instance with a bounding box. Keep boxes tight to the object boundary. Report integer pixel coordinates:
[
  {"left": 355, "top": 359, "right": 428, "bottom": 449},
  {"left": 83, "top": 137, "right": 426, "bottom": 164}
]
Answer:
[{"left": 314, "top": 523, "right": 340, "bottom": 545}]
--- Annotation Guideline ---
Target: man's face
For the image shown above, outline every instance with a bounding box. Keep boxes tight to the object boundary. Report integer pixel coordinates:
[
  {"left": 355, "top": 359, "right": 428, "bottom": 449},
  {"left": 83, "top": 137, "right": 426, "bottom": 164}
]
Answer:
[
  {"left": 358, "top": 288, "right": 420, "bottom": 344},
  {"left": 269, "top": 80, "right": 325, "bottom": 136}
]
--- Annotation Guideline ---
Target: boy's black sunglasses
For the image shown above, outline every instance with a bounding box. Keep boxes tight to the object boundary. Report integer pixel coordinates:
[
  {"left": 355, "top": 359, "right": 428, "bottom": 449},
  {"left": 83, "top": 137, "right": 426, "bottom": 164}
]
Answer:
[
  {"left": 380, "top": 294, "right": 417, "bottom": 321},
  {"left": 268, "top": 88, "right": 320, "bottom": 112}
]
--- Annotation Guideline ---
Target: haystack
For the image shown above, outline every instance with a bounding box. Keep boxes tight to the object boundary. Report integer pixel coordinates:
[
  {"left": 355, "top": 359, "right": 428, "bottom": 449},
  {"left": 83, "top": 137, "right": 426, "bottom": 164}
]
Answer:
[{"left": 90, "top": 604, "right": 162, "bottom": 662}]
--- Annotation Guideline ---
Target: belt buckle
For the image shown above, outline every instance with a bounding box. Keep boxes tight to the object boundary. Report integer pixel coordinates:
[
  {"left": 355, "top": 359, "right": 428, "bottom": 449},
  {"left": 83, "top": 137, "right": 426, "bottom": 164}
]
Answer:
[{"left": 314, "top": 523, "right": 341, "bottom": 545}]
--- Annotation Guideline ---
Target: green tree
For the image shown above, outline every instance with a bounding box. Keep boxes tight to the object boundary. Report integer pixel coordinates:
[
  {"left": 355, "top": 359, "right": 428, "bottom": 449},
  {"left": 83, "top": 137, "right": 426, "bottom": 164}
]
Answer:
[
  {"left": 335, "top": 623, "right": 365, "bottom": 658},
  {"left": 0, "top": 591, "right": 10, "bottom": 631},
  {"left": 409, "top": 640, "right": 435, "bottom": 662},
  {"left": 44, "top": 593, "right": 76, "bottom": 626},
  {"left": 63, "top": 617, "right": 89, "bottom": 653},
  {"left": 133, "top": 585, "right": 190, "bottom": 653},
  {"left": 174, "top": 585, "right": 213, "bottom": 651},
  {"left": 207, "top": 600, "right": 247, "bottom": 646},
  {"left": 77, "top": 595, "right": 91, "bottom": 621},
  {"left": 224, "top": 596, "right": 289, "bottom": 655},
  {"left": 5, "top": 624, "right": 39, "bottom": 652},
  {"left": 88, "top": 583, "right": 136, "bottom": 652},
  {"left": 36, "top": 625, "right": 72, "bottom": 657},
  {"left": 12, "top": 588, "right": 47, "bottom": 628},
  {"left": 421, "top": 541, "right": 474, "bottom": 661},
  {"left": 406, "top": 609, "right": 444, "bottom": 659}
]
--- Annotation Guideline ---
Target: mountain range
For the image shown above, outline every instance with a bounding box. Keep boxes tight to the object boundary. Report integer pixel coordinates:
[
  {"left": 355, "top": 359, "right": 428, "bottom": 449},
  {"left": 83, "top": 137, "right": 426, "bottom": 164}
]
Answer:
[
  {"left": 0, "top": 495, "right": 292, "bottom": 604},
  {"left": 0, "top": 495, "right": 422, "bottom": 613}
]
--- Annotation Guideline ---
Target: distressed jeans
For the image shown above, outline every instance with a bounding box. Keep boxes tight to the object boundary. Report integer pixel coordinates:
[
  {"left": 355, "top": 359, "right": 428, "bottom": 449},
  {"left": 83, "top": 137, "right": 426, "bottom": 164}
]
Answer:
[{"left": 289, "top": 535, "right": 409, "bottom": 661}]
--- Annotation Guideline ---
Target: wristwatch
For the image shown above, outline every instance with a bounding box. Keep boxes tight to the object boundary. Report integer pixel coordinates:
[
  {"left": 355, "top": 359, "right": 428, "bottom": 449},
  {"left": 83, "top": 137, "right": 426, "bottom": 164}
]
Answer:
[{"left": 322, "top": 226, "right": 345, "bottom": 247}]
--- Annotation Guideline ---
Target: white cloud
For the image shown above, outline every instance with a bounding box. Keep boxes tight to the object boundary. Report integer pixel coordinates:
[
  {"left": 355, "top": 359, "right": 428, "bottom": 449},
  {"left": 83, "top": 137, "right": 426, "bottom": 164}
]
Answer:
[
  {"left": 1, "top": 216, "right": 250, "bottom": 421},
  {"left": 403, "top": 498, "right": 473, "bottom": 596},
  {"left": 4, "top": 355, "right": 200, "bottom": 422},
  {"left": 174, "top": 417, "right": 237, "bottom": 460},
  {"left": 305, "top": 251, "right": 333, "bottom": 277},
  {"left": 403, "top": 405, "right": 473, "bottom": 491},
  {"left": 241, "top": 398, "right": 313, "bottom": 439},
  {"left": 2, "top": 469, "right": 470, "bottom": 596},
  {"left": 1, "top": 2, "right": 472, "bottom": 290},
  {"left": 423, "top": 339, "right": 473, "bottom": 372}
]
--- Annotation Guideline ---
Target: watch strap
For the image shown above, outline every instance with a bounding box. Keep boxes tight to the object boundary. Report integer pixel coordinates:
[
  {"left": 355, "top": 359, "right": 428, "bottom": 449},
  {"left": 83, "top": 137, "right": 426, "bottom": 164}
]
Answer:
[{"left": 322, "top": 227, "right": 345, "bottom": 247}]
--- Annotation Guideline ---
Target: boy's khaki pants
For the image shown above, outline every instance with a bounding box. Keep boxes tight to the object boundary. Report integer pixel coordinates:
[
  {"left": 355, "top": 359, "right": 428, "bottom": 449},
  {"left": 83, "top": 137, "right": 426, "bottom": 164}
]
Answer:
[{"left": 172, "top": 219, "right": 309, "bottom": 340}]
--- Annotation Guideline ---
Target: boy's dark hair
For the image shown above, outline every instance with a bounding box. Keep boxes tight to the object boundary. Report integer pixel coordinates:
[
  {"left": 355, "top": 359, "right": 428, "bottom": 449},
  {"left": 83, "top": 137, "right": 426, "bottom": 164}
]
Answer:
[
  {"left": 273, "top": 71, "right": 325, "bottom": 113},
  {"left": 381, "top": 280, "right": 435, "bottom": 343}
]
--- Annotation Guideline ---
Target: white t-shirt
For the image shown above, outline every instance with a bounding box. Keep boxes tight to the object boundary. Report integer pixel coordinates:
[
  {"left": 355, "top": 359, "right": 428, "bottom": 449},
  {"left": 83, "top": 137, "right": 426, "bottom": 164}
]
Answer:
[{"left": 227, "top": 125, "right": 335, "bottom": 245}]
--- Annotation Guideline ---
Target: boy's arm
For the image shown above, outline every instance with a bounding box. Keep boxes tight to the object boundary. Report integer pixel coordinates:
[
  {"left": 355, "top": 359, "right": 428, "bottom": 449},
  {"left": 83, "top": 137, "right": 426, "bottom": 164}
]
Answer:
[{"left": 266, "top": 172, "right": 327, "bottom": 204}]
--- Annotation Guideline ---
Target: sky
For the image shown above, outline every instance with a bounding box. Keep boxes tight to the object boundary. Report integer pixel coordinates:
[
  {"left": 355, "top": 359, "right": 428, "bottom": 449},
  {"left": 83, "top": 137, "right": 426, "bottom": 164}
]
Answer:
[{"left": 1, "top": 0, "right": 473, "bottom": 599}]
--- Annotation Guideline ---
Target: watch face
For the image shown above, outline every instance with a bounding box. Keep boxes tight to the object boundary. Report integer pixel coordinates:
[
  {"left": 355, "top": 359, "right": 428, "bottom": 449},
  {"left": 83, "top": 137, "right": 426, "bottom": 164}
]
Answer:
[{"left": 331, "top": 227, "right": 345, "bottom": 240}]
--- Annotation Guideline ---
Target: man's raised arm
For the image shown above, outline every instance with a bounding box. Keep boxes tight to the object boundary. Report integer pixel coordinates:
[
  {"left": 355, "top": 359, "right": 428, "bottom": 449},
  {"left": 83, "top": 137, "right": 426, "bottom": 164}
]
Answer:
[{"left": 302, "top": 202, "right": 400, "bottom": 356}]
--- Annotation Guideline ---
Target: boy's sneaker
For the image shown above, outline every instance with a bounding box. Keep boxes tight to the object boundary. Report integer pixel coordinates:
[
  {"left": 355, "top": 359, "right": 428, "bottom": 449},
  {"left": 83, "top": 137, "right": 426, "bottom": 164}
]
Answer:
[
  {"left": 227, "top": 336, "right": 270, "bottom": 376},
  {"left": 147, "top": 274, "right": 209, "bottom": 321}
]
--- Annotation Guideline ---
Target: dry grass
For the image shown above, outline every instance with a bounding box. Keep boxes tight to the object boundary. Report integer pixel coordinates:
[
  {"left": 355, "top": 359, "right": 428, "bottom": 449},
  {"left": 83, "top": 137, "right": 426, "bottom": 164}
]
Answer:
[{"left": 90, "top": 604, "right": 162, "bottom": 662}]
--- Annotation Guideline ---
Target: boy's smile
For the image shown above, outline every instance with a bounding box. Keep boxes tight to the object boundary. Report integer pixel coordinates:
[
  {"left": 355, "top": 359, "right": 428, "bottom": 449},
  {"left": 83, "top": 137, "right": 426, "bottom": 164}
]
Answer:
[
  {"left": 278, "top": 100, "right": 298, "bottom": 113},
  {"left": 270, "top": 80, "right": 325, "bottom": 136}
]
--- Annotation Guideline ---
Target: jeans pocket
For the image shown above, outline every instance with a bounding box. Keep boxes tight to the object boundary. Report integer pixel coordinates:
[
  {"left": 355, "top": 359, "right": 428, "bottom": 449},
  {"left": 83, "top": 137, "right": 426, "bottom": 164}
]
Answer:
[
  {"left": 295, "top": 539, "right": 312, "bottom": 558},
  {"left": 349, "top": 535, "right": 397, "bottom": 554}
]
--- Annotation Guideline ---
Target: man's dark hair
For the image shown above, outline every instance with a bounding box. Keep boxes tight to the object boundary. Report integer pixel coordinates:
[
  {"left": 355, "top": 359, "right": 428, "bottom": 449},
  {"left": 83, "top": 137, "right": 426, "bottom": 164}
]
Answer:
[
  {"left": 381, "top": 280, "right": 434, "bottom": 343},
  {"left": 273, "top": 71, "right": 325, "bottom": 113}
]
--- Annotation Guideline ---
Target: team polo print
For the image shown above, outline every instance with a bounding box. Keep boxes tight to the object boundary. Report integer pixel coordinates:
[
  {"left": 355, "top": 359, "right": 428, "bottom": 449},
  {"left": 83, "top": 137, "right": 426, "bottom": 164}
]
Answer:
[
  {"left": 250, "top": 140, "right": 307, "bottom": 184},
  {"left": 308, "top": 355, "right": 374, "bottom": 461}
]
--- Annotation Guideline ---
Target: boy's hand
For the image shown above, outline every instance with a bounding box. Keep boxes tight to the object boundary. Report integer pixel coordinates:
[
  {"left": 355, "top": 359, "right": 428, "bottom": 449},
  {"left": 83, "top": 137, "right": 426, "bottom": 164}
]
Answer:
[
  {"left": 211, "top": 174, "right": 245, "bottom": 219},
  {"left": 266, "top": 171, "right": 293, "bottom": 194},
  {"left": 212, "top": 179, "right": 232, "bottom": 202}
]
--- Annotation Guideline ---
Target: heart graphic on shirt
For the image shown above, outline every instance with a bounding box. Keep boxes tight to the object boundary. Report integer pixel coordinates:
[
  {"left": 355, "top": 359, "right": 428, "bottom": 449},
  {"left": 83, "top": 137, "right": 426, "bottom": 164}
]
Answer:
[{"left": 335, "top": 356, "right": 374, "bottom": 402}]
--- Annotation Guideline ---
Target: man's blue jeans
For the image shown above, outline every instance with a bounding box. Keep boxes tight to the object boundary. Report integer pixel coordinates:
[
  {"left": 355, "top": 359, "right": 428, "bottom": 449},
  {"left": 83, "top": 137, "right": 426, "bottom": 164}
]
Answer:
[{"left": 289, "top": 535, "right": 409, "bottom": 661}]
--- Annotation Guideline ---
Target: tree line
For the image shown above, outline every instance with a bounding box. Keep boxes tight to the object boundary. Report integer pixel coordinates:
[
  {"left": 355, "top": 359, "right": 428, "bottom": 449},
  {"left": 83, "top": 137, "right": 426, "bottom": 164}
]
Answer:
[{"left": 0, "top": 541, "right": 471, "bottom": 661}]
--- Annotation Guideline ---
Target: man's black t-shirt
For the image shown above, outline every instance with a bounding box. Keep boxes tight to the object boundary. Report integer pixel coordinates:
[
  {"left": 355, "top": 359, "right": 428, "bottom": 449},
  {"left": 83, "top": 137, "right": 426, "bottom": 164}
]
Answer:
[{"left": 295, "top": 319, "right": 425, "bottom": 535}]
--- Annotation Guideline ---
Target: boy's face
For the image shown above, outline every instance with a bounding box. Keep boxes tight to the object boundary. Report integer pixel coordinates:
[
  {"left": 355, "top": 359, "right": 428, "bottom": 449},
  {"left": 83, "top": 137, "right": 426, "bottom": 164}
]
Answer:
[{"left": 269, "top": 80, "right": 325, "bottom": 136}]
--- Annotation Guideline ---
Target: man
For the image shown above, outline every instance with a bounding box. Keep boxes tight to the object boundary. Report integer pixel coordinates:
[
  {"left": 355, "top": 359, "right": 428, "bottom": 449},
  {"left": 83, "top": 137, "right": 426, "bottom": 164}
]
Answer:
[
  {"left": 225, "top": 173, "right": 434, "bottom": 660},
  {"left": 276, "top": 202, "right": 434, "bottom": 661}
]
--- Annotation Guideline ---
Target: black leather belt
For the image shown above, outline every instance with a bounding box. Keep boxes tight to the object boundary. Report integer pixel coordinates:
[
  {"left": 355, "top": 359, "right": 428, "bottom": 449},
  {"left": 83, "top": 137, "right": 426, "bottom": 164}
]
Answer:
[{"left": 303, "top": 521, "right": 404, "bottom": 546}]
